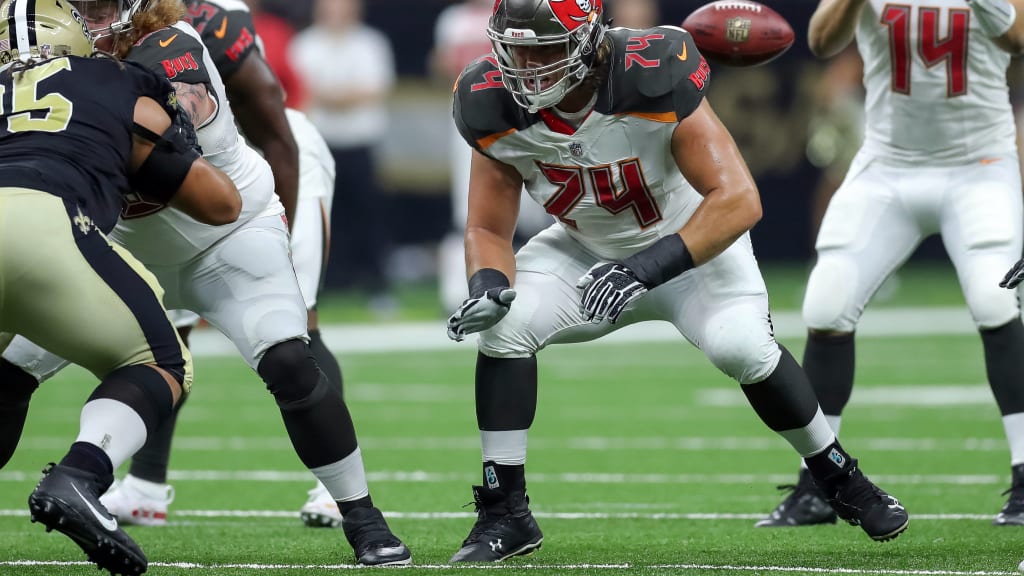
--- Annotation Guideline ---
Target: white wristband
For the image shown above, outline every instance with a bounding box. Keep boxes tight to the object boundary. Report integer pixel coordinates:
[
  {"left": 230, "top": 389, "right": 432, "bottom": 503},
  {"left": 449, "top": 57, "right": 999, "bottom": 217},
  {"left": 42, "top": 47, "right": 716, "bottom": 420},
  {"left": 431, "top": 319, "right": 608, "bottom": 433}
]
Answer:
[{"left": 971, "top": 0, "right": 1017, "bottom": 38}]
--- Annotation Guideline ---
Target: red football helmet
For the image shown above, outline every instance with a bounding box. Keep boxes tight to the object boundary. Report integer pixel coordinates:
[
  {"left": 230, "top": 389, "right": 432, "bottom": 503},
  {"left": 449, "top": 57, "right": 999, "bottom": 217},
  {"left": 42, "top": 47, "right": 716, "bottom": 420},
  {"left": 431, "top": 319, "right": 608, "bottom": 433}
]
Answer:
[{"left": 487, "top": 0, "right": 606, "bottom": 112}]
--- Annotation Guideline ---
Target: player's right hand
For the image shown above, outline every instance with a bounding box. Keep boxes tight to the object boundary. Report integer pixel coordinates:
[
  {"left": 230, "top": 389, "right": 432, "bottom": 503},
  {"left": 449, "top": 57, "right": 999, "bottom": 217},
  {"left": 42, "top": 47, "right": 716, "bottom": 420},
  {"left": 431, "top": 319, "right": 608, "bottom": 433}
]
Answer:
[
  {"left": 446, "top": 287, "right": 517, "bottom": 342},
  {"left": 1000, "top": 258, "right": 1024, "bottom": 289}
]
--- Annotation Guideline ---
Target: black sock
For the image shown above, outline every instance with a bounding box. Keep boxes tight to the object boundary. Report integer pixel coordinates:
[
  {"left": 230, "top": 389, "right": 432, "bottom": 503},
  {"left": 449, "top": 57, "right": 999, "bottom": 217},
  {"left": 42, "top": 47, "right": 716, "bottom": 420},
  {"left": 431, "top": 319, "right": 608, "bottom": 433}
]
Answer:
[
  {"left": 981, "top": 319, "right": 1024, "bottom": 415},
  {"left": 309, "top": 329, "right": 344, "bottom": 399},
  {"left": 741, "top": 346, "right": 819, "bottom": 432},
  {"left": 803, "top": 440, "right": 856, "bottom": 490},
  {"left": 128, "top": 393, "right": 187, "bottom": 484},
  {"left": 60, "top": 441, "right": 114, "bottom": 479},
  {"left": 338, "top": 494, "right": 373, "bottom": 515},
  {"left": 803, "top": 331, "right": 855, "bottom": 416},
  {"left": 476, "top": 353, "right": 537, "bottom": 431},
  {"left": 483, "top": 461, "right": 525, "bottom": 493},
  {"left": 0, "top": 360, "right": 40, "bottom": 469}
]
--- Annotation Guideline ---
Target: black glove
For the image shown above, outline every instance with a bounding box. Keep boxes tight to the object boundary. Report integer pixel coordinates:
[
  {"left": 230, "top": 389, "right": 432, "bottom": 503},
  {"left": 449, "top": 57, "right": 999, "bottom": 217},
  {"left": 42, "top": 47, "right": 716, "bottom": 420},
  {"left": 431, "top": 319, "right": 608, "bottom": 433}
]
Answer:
[
  {"left": 1000, "top": 258, "right": 1024, "bottom": 289},
  {"left": 576, "top": 262, "right": 647, "bottom": 324},
  {"left": 447, "top": 269, "right": 515, "bottom": 341},
  {"left": 576, "top": 234, "right": 696, "bottom": 324},
  {"left": 171, "top": 102, "right": 203, "bottom": 155}
]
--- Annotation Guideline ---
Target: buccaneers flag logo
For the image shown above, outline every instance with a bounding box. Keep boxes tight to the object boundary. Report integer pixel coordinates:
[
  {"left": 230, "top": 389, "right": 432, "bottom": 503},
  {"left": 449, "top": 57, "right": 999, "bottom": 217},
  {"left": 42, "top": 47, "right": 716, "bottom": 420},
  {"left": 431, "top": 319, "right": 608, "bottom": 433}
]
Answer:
[{"left": 548, "top": 0, "right": 602, "bottom": 32}]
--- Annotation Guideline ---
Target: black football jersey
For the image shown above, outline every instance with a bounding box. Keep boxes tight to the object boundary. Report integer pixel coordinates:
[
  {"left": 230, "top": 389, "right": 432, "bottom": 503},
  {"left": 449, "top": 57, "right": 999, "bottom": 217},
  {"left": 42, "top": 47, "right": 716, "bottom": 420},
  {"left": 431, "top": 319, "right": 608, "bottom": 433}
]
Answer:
[
  {"left": 129, "top": 25, "right": 214, "bottom": 87},
  {"left": 0, "top": 57, "right": 177, "bottom": 233},
  {"left": 181, "top": 0, "right": 259, "bottom": 81}
]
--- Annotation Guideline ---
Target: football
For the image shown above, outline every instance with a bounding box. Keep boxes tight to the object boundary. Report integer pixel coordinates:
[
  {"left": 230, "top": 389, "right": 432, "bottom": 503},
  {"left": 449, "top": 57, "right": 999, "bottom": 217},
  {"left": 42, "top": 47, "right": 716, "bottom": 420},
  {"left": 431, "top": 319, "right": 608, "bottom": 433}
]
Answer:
[{"left": 681, "top": 1, "right": 795, "bottom": 67}]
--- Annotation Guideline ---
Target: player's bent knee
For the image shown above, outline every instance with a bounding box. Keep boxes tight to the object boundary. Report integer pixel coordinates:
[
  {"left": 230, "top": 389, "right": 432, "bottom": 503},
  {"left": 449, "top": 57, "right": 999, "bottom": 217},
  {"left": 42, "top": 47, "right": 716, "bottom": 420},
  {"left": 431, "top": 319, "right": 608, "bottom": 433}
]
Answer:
[
  {"left": 966, "top": 278, "right": 1020, "bottom": 329},
  {"left": 258, "top": 339, "right": 325, "bottom": 408},
  {"left": 802, "top": 256, "right": 859, "bottom": 332},
  {"left": 702, "top": 308, "right": 781, "bottom": 384}
]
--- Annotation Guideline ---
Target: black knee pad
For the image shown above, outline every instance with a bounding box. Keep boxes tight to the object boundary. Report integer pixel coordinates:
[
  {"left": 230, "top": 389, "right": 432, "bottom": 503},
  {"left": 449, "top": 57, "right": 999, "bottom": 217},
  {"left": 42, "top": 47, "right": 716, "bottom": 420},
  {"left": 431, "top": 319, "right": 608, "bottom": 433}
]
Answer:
[
  {"left": 258, "top": 339, "right": 326, "bottom": 409},
  {"left": 89, "top": 364, "right": 175, "bottom": 437}
]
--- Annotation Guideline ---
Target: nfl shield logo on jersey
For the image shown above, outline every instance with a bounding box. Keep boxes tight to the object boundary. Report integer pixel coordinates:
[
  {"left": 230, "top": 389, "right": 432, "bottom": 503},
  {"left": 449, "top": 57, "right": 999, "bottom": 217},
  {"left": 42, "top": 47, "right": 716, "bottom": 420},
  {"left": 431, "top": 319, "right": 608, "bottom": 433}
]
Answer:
[{"left": 569, "top": 141, "right": 584, "bottom": 157}]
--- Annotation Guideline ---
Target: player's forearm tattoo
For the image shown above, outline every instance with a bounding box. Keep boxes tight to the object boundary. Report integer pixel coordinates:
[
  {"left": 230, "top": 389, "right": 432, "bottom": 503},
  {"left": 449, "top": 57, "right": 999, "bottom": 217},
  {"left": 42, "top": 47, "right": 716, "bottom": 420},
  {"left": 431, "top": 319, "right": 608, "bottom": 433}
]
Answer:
[{"left": 171, "top": 81, "right": 214, "bottom": 126}]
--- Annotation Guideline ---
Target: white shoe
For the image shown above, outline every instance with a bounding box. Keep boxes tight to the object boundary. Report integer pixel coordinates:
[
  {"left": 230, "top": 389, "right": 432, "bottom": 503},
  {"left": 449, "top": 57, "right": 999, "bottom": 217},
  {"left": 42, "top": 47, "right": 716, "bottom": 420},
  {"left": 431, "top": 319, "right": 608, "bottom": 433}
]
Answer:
[
  {"left": 299, "top": 480, "right": 343, "bottom": 528},
  {"left": 99, "top": 474, "right": 175, "bottom": 526}
]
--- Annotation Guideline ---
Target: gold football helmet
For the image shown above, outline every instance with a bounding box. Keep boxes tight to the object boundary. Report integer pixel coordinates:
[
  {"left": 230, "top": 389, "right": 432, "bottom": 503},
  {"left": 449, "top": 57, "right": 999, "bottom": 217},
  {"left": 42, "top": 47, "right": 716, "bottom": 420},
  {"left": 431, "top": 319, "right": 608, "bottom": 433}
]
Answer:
[{"left": 0, "top": 0, "right": 94, "bottom": 64}]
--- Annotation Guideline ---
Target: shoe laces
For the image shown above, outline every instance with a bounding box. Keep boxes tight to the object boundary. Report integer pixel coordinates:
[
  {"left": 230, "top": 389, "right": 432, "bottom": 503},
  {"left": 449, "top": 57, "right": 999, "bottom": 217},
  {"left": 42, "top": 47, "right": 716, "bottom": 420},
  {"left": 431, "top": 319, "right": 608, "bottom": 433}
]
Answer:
[
  {"left": 832, "top": 469, "right": 887, "bottom": 517},
  {"left": 345, "top": 509, "right": 400, "bottom": 550},
  {"left": 1000, "top": 482, "right": 1024, "bottom": 507}
]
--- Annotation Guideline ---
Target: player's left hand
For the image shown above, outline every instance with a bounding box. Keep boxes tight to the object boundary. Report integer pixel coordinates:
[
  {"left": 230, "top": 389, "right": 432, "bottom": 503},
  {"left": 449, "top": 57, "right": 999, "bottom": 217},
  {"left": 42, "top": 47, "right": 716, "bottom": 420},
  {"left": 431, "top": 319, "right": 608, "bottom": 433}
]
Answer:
[
  {"left": 1000, "top": 258, "right": 1024, "bottom": 289},
  {"left": 576, "top": 263, "right": 649, "bottom": 324}
]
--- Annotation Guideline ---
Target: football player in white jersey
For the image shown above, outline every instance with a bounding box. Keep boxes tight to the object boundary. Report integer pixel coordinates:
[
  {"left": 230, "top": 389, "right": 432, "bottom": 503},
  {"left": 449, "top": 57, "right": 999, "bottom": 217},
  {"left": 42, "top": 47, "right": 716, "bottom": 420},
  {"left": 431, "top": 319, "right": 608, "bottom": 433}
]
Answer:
[
  {"left": 444, "top": 0, "right": 909, "bottom": 561},
  {"left": 756, "top": 0, "right": 1024, "bottom": 529},
  {"left": 0, "top": 0, "right": 410, "bottom": 566},
  {"left": 94, "top": 0, "right": 345, "bottom": 531}
]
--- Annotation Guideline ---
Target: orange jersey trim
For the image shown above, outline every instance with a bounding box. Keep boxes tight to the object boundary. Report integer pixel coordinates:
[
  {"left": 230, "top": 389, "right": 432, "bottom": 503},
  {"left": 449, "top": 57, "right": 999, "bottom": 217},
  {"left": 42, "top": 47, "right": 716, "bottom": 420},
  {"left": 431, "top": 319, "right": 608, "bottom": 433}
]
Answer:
[
  {"left": 619, "top": 111, "right": 678, "bottom": 123},
  {"left": 477, "top": 128, "right": 517, "bottom": 149}
]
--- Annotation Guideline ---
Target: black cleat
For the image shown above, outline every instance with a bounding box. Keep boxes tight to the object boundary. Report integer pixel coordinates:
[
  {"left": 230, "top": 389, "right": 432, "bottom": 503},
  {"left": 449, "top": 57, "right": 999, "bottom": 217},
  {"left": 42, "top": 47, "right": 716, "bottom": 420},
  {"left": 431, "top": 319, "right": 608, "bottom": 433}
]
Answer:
[
  {"left": 449, "top": 485, "right": 543, "bottom": 563},
  {"left": 822, "top": 465, "right": 909, "bottom": 542},
  {"left": 993, "top": 464, "right": 1024, "bottom": 526},
  {"left": 755, "top": 468, "right": 838, "bottom": 528},
  {"left": 341, "top": 506, "right": 412, "bottom": 566},
  {"left": 28, "top": 464, "right": 147, "bottom": 575}
]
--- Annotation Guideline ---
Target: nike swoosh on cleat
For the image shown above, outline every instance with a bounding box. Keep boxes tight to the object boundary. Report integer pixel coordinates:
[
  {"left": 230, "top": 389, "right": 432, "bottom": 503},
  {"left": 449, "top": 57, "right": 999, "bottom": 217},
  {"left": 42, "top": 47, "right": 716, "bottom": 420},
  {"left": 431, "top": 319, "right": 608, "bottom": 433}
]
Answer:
[{"left": 71, "top": 483, "right": 118, "bottom": 532}]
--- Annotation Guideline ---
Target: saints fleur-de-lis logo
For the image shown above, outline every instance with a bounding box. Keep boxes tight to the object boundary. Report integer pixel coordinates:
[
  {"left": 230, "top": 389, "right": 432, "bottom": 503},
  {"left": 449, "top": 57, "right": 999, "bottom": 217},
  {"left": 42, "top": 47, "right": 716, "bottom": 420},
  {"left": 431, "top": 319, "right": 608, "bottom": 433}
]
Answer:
[{"left": 73, "top": 207, "right": 93, "bottom": 235}]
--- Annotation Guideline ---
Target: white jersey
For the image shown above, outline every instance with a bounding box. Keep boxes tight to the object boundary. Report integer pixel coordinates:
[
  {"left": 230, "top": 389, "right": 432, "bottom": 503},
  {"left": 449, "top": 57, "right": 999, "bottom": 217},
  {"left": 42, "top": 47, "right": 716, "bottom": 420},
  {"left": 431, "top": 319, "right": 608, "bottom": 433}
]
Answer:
[
  {"left": 112, "top": 22, "right": 280, "bottom": 266},
  {"left": 453, "top": 27, "right": 709, "bottom": 262},
  {"left": 286, "top": 108, "right": 335, "bottom": 200},
  {"left": 857, "top": 0, "right": 1016, "bottom": 164}
]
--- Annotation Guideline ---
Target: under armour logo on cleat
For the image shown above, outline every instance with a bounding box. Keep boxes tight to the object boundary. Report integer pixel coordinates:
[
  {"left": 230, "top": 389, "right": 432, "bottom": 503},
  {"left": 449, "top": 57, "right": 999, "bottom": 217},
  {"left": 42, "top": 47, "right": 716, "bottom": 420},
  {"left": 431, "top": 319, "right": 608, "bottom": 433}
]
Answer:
[{"left": 489, "top": 539, "right": 502, "bottom": 552}]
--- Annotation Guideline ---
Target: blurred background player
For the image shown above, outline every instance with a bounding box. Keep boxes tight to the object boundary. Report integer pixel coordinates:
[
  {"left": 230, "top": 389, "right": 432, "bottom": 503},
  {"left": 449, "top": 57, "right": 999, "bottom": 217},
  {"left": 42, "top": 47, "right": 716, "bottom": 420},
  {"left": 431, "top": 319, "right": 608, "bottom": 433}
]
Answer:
[
  {"left": 1, "top": 0, "right": 411, "bottom": 565},
  {"left": 0, "top": 0, "right": 241, "bottom": 572},
  {"left": 757, "top": 0, "right": 1024, "bottom": 529},
  {"left": 289, "top": 0, "right": 396, "bottom": 308},
  {"left": 95, "top": 0, "right": 347, "bottom": 531}
]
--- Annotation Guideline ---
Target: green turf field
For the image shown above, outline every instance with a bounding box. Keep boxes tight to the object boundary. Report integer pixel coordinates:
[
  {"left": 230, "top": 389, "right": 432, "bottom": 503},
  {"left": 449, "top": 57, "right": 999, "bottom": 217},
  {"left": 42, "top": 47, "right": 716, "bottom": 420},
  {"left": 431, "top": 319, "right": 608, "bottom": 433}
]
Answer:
[{"left": 2, "top": 264, "right": 1021, "bottom": 575}]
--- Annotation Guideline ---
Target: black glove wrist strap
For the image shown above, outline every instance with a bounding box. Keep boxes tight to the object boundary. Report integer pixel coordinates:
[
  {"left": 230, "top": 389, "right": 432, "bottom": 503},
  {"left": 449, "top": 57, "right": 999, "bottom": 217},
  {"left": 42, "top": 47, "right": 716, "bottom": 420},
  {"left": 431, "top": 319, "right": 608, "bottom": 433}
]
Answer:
[
  {"left": 622, "top": 234, "right": 695, "bottom": 288},
  {"left": 468, "top": 268, "right": 510, "bottom": 299}
]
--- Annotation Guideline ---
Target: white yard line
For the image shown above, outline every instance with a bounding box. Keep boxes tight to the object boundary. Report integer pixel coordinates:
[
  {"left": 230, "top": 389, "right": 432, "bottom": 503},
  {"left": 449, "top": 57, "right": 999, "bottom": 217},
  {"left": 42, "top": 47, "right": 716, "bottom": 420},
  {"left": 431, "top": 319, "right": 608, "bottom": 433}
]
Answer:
[
  {"left": 0, "top": 470, "right": 1007, "bottom": 485},
  {"left": 12, "top": 435, "right": 1009, "bottom": 453},
  {"left": 0, "top": 560, "right": 1014, "bottom": 574},
  {"left": 186, "top": 307, "right": 980, "bottom": 357},
  {"left": 0, "top": 509, "right": 998, "bottom": 521}
]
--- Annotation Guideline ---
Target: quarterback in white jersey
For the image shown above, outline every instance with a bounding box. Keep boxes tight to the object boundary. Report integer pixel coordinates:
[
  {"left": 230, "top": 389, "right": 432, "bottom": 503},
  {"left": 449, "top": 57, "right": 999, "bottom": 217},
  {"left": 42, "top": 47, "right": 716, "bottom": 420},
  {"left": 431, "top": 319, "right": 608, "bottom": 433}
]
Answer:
[
  {"left": 442, "top": 0, "right": 909, "bottom": 562},
  {"left": 0, "top": 0, "right": 410, "bottom": 566},
  {"left": 757, "top": 0, "right": 1024, "bottom": 529}
]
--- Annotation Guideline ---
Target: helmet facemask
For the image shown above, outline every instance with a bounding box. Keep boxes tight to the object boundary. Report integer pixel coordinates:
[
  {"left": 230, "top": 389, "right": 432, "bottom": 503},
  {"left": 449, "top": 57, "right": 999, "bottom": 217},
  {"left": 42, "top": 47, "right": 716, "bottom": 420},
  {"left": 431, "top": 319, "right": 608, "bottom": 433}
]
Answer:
[
  {"left": 488, "top": 0, "right": 605, "bottom": 113},
  {"left": 70, "top": 0, "right": 148, "bottom": 46}
]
